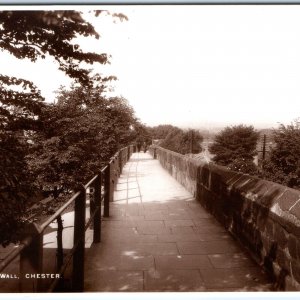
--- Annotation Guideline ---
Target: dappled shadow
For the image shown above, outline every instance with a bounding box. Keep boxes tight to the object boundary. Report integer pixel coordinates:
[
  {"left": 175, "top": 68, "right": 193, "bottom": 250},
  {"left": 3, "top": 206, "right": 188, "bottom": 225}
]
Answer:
[
  {"left": 82, "top": 152, "right": 275, "bottom": 292},
  {"left": 84, "top": 197, "right": 274, "bottom": 292},
  {"left": 199, "top": 168, "right": 288, "bottom": 291}
]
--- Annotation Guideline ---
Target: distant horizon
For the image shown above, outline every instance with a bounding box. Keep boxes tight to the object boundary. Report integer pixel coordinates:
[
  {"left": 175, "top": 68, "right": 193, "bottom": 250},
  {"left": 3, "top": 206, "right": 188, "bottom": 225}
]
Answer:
[{"left": 142, "top": 120, "right": 285, "bottom": 131}]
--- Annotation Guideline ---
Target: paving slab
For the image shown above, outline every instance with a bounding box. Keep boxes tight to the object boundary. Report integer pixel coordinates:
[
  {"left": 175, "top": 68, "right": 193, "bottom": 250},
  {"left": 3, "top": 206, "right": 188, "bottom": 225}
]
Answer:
[
  {"left": 84, "top": 152, "right": 274, "bottom": 292},
  {"left": 177, "top": 240, "right": 242, "bottom": 255},
  {"left": 155, "top": 254, "right": 213, "bottom": 270},
  {"left": 144, "top": 269, "right": 206, "bottom": 291},
  {"left": 85, "top": 270, "right": 143, "bottom": 291},
  {"left": 199, "top": 267, "right": 272, "bottom": 290}
]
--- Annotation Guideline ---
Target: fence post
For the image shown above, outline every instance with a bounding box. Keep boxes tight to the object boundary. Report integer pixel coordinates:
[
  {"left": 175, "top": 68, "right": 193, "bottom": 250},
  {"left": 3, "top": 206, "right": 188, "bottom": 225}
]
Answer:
[
  {"left": 72, "top": 186, "right": 86, "bottom": 292},
  {"left": 110, "top": 159, "right": 115, "bottom": 201},
  {"left": 104, "top": 164, "right": 111, "bottom": 217},
  {"left": 19, "top": 223, "right": 43, "bottom": 292},
  {"left": 127, "top": 146, "right": 131, "bottom": 161},
  {"left": 119, "top": 151, "right": 122, "bottom": 174},
  {"left": 154, "top": 147, "right": 157, "bottom": 159},
  {"left": 93, "top": 174, "right": 101, "bottom": 243}
]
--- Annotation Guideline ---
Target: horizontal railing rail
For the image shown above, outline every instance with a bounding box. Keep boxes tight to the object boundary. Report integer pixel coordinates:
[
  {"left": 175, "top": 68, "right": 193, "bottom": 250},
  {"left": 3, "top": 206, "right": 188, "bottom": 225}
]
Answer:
[{"left": 0, "top": 145, "right": 134, "bottom": 292}]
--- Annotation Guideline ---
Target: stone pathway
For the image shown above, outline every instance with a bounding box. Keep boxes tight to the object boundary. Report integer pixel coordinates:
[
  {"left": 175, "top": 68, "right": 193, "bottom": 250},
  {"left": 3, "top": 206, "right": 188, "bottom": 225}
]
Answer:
[{"left": 84, "top": 152, "right": 273, "bottom": 292}]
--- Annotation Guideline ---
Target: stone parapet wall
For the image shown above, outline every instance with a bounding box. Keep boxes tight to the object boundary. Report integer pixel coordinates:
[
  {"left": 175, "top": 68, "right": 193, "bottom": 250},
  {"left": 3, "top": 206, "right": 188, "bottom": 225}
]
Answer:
[
  {"left": 149, "top": 146, "right": 201, "bottom": 196},
  {"left": 150, "top": 146, "right": 300, "bottom": 291}
]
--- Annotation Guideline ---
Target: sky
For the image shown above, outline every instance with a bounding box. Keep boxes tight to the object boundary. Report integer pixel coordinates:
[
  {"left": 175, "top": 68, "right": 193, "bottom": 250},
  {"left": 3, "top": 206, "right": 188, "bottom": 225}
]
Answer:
[{"left": 1, "top": 5, "right": 300, "bottom": 129}]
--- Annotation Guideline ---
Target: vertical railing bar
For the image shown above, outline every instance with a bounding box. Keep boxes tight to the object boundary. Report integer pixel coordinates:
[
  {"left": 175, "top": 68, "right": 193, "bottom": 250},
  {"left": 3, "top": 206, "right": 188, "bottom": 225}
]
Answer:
[
  {"left": 72, "top": 186, "right": 86, "bottom": 292},
  {"left": 19, "top": 223, "right": 43, "bottom": 292},
  {"left": 3, "top": 145, "right": 134, "bottom": 293},
  {"left": 93, "top": 173, "right": 101, "bottom": 243},
  {"left": 104, "top": 163, "right": 110, "bottom": 217}
]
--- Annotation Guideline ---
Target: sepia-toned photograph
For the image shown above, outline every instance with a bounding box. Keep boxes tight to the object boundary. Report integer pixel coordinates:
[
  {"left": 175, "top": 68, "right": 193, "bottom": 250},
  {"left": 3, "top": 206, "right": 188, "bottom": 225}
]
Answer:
[{"left": 0, "top": 4, "right": 299, "bottom": 295}]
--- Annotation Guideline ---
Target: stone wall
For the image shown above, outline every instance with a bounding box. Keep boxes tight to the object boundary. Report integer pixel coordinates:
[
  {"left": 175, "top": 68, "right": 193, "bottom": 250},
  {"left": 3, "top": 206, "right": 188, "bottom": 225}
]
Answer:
[{"left": 150, "top": 146, "right": 300, "bottom": 291}]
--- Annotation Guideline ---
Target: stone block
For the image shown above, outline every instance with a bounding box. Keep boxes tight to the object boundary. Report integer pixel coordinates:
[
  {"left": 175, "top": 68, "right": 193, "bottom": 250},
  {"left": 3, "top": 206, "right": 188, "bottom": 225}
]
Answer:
[
  {"left": 284, "top": 275, "right": 299, "bottom": 291},
  {"left": 172, "top": 226, "right": 195, "bottom": 234},
  {"left": 210, "top": 172, "right": 221, "bottom": 194},
  {"left": 290, "top": 200, "right": 300, "bottom": 220},
  {"left": 165, "top": 219, "right": 194, "bottom": 227},
  {"left": 155, "top": 254, "right": 213, "bottom": 269},
  {"left": 276, "top": 248, "right": 290, "bottom": 271},
  {"left": 231, "top": 174, "right": 252, "bottom": 191},
  {"left": 209, "top": 164, "right": 237, "bottom": 183},
  {"left": 288, "top": 235, "right": 299, "bottom": 260},
  {"left": 157, "top": 233, "right": 203, "bottom": 242},
  {"left": 85, "top": 270, "right": 143, "bottom": 291},
  {"left": 199, "top": 267, "right": 271, "bottom": 289},
  {"left": 199, "top": 166, "right": 210, "bottom": 188},
  {"left": 177, "top": 240, "right": 240, "bottom": 255},
  {"left": 277, "top": 190, "right": 300, "bottom": 212},
  {"left": 265, "top": 219, "right": 274, "bottom": 236},
  {"left": 89, "top": 255, "right": 154, "bottom": 271},
  {"left": 208, "top": 253, "right": 256, "bottom": 269},
  {"left": 238, "top": 177, "right": 261, "bottom": 196},
  {"left": 259, "top": 183, "right": 283, "bottom": 207},
  {"left": 257, "top": 208, "right": 269, "bottom": 231},
  {"left": 291, "top": 261, "right": 300, "bottom": 283},
  {"left": 144, "top": 269, "right": 205, "bottom": 291}
]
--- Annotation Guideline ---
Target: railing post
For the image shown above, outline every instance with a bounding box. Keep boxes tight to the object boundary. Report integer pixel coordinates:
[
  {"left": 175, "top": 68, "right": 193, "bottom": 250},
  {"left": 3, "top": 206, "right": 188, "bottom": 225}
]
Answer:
[
  {"left": 154, "top": 147, "right": 157, "bottom": 159},
  {"left": 20, "top": 223, "right": 43, "bottom": 292},
  {"left": 110, "top": 159, "right": 115, "bottom": 200},
  {"left": 104, "top": 164, "right": 111, "bottom": 217},
  {"left": 72, "top": 186, "right": 86, "bottom": 292},
  {"left": 127, "top": 146, "right": 130, "bottom": 161},
  {"left": 119, "top": 150, "right": 123, "bottom": 173},
  {"left": 93, "top": 174, "right": 101, "bottom": 243}
]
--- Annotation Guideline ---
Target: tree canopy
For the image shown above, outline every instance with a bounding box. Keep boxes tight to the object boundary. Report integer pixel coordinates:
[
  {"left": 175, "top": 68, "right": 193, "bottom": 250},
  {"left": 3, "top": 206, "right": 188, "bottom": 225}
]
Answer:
[
  {"left": 0, "top": 10, "right": 129, "bottom": 245},
  {"left": 209, "top": 124, "right": 259, "bottom": 174},
  {"left": 262, "top": 121, "right": 300, "bottom": 189},
  {"left": 0, "top": 11, "right": 109, "bottom": 86},
  {"left": 149, "top": 124, "right": 179, "bottom": 140},
  {"left": 28, "top": 85, "right": 138, "bottom": 201},
  {"left": 160, "top": 127, "right": 203, "bottom": 155}
]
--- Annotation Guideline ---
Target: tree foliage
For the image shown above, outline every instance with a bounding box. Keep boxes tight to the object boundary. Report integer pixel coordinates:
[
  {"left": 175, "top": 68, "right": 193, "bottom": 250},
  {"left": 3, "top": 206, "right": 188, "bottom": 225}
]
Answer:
[
  {"left": 0, "top": 11, "right": 109, "bottom": 86},
  {"left": 209, "top": 124, "right": 259, "bottom": 174},
  {"left": 0, "top": 75, "right": 45, "bottom": 245},
  {"left": 262, "top": 121, "right": 300, "bottom": 189},
  {"left": 160, "top": 127, "right": 203, "bottom": 155},
  {"left": 27, "top": 86, "right": 137, "bottom": 200},
  {"left": 0, "top": 131, "right": 34, "bottom": 245},
  {"left": 0, "top": 10, "right": 125, "bottom": 245},
  {"left": 149, "top": 124, "right": 179, "bottom": 140}
]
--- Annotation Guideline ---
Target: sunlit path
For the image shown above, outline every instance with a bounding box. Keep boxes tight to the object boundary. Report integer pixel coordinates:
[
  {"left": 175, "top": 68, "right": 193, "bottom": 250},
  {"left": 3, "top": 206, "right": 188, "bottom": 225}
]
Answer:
[{"left": 84, "top": 152, "right": 273, "bottom": 292}]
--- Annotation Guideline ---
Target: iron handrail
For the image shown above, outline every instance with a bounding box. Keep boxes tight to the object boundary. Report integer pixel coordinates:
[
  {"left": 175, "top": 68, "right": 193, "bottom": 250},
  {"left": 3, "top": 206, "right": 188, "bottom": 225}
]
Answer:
[{"left": 0, "top": 144, "right": 134, "bottom": 292}]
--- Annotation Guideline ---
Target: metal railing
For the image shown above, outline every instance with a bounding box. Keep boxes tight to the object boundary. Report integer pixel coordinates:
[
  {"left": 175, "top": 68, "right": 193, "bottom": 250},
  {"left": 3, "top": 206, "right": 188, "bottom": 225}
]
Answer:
[{"left": 0, "top": 145, "right": 134, "bottom": 292}]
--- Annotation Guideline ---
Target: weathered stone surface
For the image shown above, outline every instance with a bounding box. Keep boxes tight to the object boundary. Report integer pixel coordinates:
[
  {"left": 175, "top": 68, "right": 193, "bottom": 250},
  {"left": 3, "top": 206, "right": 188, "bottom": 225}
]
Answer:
[
  {"left": 151, "top": 147, "right": 300, "bottom": 290},
  {"left": 291, "top": 261, "right": 300, "bottom": 283},
  {"left": 85, "top": 270, "right": 143, "bottom": 291},
  {"left": 177, "top": 240, "right": 240, "bottom": 255},
  {"left": 164, "top": 219, "right": 195, "bottom": 227},
  {"left": 290, "top": 200, "right": 300, "bottom": 220},
  {"left": 273, "top": 223, "right": 288, "bottom": 248},
  {"left": 87, "top": 254, "right": 154, "bottom": 271},
  {"left": 200, "top": 166, "right": 210, "bottom": 188},
  {"left": 155, "top": 254, "right": 213, "bottom": 270},
  {"left": 276, "top": 248, "right": 290, "bottom": 271},
  {"left": 208, "top": 253, "right": 256, "bottom": 269},
  {"left": 199, "top": 267, "right": 271, "bottom": 289},
  {"left": 288, "top": 235, "right": 299, "bottom": 260},
  {"left": 144, "top": 269, "right": 206, "bottom": 291}
]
